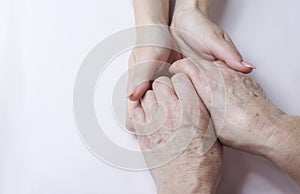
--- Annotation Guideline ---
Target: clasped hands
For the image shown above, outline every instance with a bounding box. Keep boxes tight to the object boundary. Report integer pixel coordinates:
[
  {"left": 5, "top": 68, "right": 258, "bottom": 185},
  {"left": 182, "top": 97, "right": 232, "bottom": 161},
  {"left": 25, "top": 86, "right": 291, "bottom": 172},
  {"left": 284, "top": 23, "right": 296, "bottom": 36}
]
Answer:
[{"left": 126, "top": 1, "right": 300, "bottom": 193}]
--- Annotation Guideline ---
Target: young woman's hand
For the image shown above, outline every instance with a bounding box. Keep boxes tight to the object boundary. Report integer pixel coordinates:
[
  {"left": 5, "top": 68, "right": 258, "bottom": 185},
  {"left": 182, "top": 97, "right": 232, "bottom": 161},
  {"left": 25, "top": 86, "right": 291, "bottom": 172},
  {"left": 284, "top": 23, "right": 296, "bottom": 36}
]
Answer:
[{"left": 171, "top": 3, "right": 255, "bottom": 73}]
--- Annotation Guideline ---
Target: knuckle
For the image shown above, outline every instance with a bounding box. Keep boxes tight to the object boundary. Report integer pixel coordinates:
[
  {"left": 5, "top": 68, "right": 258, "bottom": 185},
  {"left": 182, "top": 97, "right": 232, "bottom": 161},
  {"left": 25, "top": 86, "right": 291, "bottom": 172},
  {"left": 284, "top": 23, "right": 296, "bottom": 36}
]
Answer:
[
  {"left": 155, "top": 76, "right": 171, "bottom": 84},
  {"left": 153, "top": 76, "right": 171, "bottom": 89},
  {"left": 144, "top": 90, "right": 155, "bottom": 99},
  {"left": 171, "top": 72, "right": 187, "bottom": 83}
]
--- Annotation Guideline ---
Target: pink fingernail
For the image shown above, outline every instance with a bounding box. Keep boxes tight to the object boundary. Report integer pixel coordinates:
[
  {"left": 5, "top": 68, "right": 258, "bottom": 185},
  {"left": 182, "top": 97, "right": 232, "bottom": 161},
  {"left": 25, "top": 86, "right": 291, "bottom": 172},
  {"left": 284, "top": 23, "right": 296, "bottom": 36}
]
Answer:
[
  {"left": 241, "top": 61, "right": 256, "bottom": 69},
  {"left": 127, "top": 87, "right": 137, "bottom": 98}
]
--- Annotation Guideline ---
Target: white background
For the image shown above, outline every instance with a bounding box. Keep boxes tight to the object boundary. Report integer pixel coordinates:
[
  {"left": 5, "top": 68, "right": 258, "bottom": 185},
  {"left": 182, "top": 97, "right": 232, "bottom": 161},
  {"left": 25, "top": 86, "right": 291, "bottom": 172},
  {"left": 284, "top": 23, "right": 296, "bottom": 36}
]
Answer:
[{"left": 0, "top": 0, "right": 300, "bottom": 193}]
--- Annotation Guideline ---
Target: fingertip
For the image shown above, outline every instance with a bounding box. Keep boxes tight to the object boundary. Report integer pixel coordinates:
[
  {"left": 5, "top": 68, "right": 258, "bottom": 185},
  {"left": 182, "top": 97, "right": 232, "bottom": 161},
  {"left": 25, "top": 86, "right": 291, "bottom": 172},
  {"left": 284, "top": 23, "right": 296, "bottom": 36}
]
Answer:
[
  {"left": 128, "top": 82, "right": 150, "bottom": 101},
  {"left": 152, "top": 76, "right": 177, "bottom": 101},
  {"left": 169, "top": 60, "right": 184, "bottom": 75},
  {"left": 169, "top": 58, "right": 193, "bottom": 74},
  {"left": 212, "top": 38, "right": 256, "bottom": 73},
  {"left": 241, "top": 61, "right": 256, "bottom": 69},
  {"left": 226, "top": 60, "right": 255, "bottom": 74}
]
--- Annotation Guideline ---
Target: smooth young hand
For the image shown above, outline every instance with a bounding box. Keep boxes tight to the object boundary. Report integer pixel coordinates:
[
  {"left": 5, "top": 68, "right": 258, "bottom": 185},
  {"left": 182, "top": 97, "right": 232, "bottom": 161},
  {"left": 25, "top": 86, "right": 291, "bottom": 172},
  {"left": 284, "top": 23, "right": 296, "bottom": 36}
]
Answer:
[{"left": 171, "top": 2, "right": 255, "bottom": 73}]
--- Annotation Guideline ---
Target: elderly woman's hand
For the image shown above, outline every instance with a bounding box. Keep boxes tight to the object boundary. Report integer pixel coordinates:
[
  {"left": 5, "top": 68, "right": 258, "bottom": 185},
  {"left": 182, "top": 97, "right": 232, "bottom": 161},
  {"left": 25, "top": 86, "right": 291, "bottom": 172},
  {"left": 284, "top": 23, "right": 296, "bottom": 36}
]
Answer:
[
  {"left": 169, "top": 58, "right": 285, "bottom": 155},
  {"left": 170, "top": 58, "right": 300, "bottom": 184},
  {"left": 130, "top": 74, "right": 222, "bottom": 194}
]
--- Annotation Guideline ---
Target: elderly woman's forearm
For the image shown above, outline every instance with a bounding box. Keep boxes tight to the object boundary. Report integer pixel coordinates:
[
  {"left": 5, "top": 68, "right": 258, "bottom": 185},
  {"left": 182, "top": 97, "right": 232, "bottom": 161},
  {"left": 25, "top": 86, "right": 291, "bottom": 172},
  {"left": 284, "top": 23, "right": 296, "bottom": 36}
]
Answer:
[{"left": 265, "top": 115, "right": 300, "bottom": 185}]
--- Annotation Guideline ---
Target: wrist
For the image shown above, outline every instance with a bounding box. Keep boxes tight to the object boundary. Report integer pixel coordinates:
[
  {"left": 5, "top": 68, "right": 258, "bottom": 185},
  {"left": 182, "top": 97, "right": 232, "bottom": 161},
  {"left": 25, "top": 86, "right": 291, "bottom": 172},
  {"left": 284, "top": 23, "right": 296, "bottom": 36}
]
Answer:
[
  {"left": 134, "top": 16, "right": 168, "bottom": 25},
  {"left": 133, "top": 0, "right": 169, "bottom": 25},
  {"left": 175, "top": 0, "right": 211, "bottom": 15},
  {"left": 244, "top": 111, "right": 288, "bottom": 157},
  {"left": 157, "top": 183, "right": 215, "bottom": 194},
  {"left": 262, "top": 115, "right": 298, "bottom": 159},
  {"left": 156, "top": 174, "right": 217, "bottom": 194},
  {"left": 264, "top": 115, "right": 300, "bottom": 182}
]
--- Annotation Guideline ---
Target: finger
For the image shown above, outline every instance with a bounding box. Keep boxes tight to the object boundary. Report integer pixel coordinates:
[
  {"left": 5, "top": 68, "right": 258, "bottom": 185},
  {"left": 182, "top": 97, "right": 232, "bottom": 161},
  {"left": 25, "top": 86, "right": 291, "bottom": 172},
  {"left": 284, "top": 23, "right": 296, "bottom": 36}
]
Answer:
[
  {"left": 127, "top": 56, "right": 155, "bottom": 101},
  {"left": 169, "top": 59, "right": 211, "bottom": 106},
  {"left": 126, "top": 100, "right": 135, "bottom": 132},
  {"left": 152, "top": 76, "right": 178, "bottom": 103},
  {"left": 210, "top": 32, "right": 254, "bottom": 74},
  {"left": 140, "top": 90, "right": 157, "bottom": 122},
  {"left": 128, "top": 82, "right": 151, "bottom": 101},
  {"left": 171, "top": 73, "right": 199, "bottom": 103},
  {"left": 127, "top": 99, "right": 145, "bottom": 131},
  {"left": 171, "top": 73, "right": 203, "bottom": 132},
  {"left": 223, "top": 32, "right": 256, "bottom": 70},
  {"left": 127, "top": 48, "right": 169, "bottom": 101}
]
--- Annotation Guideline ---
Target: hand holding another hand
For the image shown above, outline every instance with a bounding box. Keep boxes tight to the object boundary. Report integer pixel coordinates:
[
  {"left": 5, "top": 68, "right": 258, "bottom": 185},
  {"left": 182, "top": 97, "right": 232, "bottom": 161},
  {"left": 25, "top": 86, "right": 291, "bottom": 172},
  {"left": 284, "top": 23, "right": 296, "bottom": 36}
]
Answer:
[
  {"left": 170, "top": 58, "right": 300, "bottom": 185},
  {"left": 130, "top": 74, "right": 222, "bottom": 194},
  {"left": 171, "top": 4, "right": 254, "bottom": 73}
]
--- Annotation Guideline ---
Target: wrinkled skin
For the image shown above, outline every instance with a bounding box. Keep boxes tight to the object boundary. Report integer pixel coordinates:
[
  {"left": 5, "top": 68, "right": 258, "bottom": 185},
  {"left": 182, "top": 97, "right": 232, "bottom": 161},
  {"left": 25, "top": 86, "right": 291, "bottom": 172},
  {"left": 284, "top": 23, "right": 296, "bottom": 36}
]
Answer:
[
  {"left": 170, "top": 58, "right": 300, "bottom": 185},
  {"left": 127, "top": 3, "right": 254, "bottom": 134},
  {"left": 169, "top": 58, "right": 286, "bottom": 155},
  {"left": 130, "top": 74, "right": 222, "bottom": 194}
]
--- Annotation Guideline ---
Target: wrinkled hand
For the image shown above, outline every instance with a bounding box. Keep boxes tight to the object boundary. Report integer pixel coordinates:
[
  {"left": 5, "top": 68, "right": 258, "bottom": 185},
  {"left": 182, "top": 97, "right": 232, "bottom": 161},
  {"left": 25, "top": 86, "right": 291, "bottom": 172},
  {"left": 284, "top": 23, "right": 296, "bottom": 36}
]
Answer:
[
  {"left": 170, "top": 58, "right": 286, "bottom": 156},
  {"left": 171, "top": 7, "right": 255, "bottom": 73},
  {"left": 130, "top": 74, "right": 222, "bottom": 194}
]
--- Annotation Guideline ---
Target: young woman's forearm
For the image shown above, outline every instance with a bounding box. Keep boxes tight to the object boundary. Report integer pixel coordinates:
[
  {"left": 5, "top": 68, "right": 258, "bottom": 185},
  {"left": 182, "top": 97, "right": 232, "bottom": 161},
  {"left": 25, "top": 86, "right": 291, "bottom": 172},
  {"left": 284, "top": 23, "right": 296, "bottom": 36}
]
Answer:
[
  {"left": 133, "top": 0, "right": 170, "bottom": 25},
  {"left": 175, "top": 0, "right": 212, "bottom": 14}
]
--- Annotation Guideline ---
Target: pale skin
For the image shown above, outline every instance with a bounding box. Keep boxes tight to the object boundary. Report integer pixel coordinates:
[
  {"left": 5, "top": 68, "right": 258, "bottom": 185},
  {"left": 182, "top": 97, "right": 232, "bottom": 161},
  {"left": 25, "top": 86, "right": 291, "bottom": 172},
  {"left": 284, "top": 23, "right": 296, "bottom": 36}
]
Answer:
[
  {"left": 130, "top": 73, "right": 222, "bottom": 194},
  {"left": 128, "top": 0, "right": 255, "bottom": 101},
  {"left": 128, "top": 0, "right": 300, "bottom": 191},
  {"left": 169, "top": 58, "right": 300, "bottom": 185},
  {"left": 130, "top": 59, "right": 300, "bottom": 192},
  {"left": 126, "top": 0, "right": 255, "bottom": 132}
]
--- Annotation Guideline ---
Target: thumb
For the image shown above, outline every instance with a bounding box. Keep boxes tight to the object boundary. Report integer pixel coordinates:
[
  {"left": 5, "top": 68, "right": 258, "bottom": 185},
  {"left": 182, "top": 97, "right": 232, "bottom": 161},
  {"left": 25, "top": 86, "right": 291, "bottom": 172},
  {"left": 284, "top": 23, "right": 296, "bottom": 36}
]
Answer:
[
  {"left": 211, "top": 32, "right": 255, "bottom": 73},
  {"left": 128, "top": 47, "right": 170, "bottom": 101},
  {"left": 128, "top": 58, "right": 165, "bottom": 101}
]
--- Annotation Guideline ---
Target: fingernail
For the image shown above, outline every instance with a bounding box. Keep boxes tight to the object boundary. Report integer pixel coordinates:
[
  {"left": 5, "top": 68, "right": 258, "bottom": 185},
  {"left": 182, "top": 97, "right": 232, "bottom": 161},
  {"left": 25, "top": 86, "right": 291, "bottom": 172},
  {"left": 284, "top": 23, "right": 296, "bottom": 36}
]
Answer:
[
  {"left": 127, "top": 87, "right": 137, "bottom": 98},
  {"left": 241, "top": 61, "right": 256, "bottom": 69}
]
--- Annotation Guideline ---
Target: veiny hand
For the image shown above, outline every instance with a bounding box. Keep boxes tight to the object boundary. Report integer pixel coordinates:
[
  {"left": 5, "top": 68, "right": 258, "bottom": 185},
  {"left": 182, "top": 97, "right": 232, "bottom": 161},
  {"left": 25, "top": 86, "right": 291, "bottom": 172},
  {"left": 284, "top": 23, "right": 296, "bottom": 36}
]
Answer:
[
  {"left": 169, "top": 58, "right": 285, "bottom": 156},
  {"left": 130, "top": 74, "right": 222, "bottom": 194},
  {"left": 170, "top": 58, "right": 300, "bottom": 185},
  {"left": 171, "top": 6, "right": 255, "bottom": 73}
]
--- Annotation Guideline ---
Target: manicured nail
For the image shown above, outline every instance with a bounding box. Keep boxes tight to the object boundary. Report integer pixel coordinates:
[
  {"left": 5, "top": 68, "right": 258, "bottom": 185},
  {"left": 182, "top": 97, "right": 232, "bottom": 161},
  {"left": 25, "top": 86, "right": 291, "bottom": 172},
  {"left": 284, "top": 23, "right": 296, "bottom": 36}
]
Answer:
[
  {"left": 127, "top": 87, "right": 137, "bottom": 98},
  {"left": 241, "top": 61, "right": 256, "bottom": 69}
]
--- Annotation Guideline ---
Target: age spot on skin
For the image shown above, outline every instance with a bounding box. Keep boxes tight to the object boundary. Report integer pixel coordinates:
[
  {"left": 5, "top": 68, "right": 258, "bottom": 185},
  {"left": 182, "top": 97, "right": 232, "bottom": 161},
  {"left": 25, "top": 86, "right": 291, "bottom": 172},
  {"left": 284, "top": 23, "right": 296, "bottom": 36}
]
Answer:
[
  {"left": 241, "top": 76, "right": 267, "bottom": 99},
  {"left": 249, "top": 90, "right": 259, "bottom": 98},
  {"left": 242, "top": 76, "right": 259, "bottom": 90}
]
